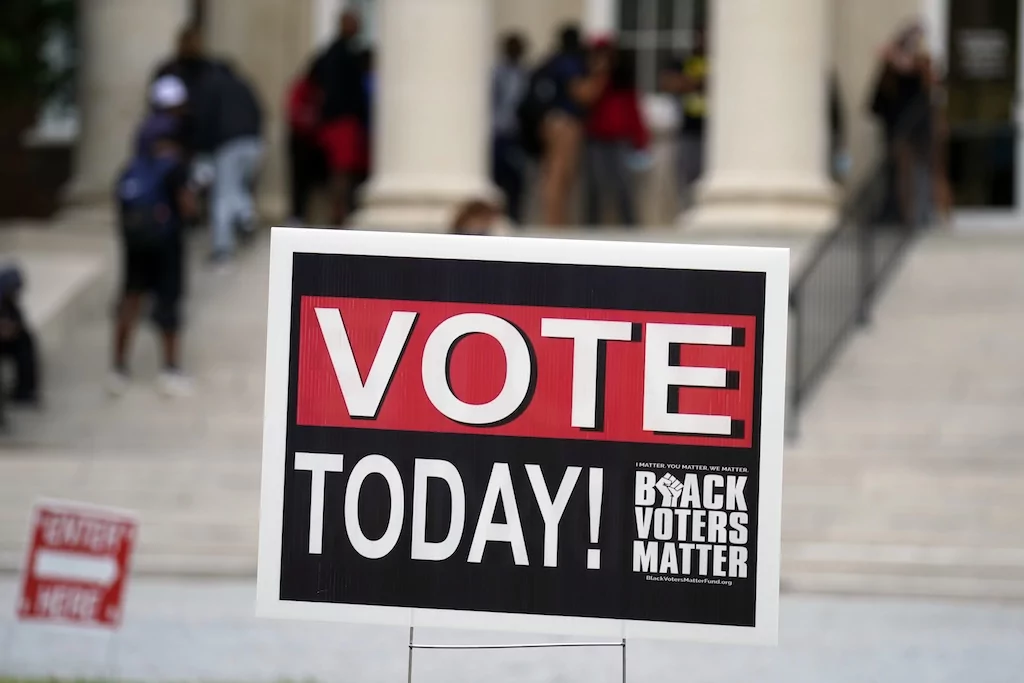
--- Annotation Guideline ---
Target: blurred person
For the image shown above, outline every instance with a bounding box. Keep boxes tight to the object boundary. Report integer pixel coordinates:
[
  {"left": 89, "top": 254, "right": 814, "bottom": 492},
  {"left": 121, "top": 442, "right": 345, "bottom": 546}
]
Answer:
[
  {"left": 660, "top": 30, "right": 708, "bottom": 209},
  {"left": 361, "top": 48, "right": 376, "bottom": 105},
  {"left": 109, "top": 76, "right": 198, "bottom": 398},
  {"left": 869, "top": 22, "right": 935, "bottom": 225},
  {"left": 154, "top": 24, "right": 211, "bottom": 98},
  {"left": 491, "top": 32, "right": 529, "bottom": 224},
  {"left": 153, "top": 24, "right": 212, "bottom": 154},
  {"left": 311, "top": 10, "right": 370, "bottom": 225},
  {"left": 451, "top": 199, "right": 513, "bottom": 235},
  {"left": 354, "top": 47, "right": 377, "bottom": 208},
  {"left": 829, "top": 71, "right": 849, "bottom": 183},
  {"left": 192, "top": 59, "right": 265, "bottom": 262},
  {"left": 285, "top": 62, "right": 328, "bottom": 224},
  {"left": 524, "top": 24, "right": 609, "bottom": 226},
  {"left": 0, "top": 265, "right": 39, "bottom": 406},
  {"left": 931, "top": 70, "right": 953, "bottom": 223},
  {"left": 583, "top": 40, "right": 649, "bottom": 226}
]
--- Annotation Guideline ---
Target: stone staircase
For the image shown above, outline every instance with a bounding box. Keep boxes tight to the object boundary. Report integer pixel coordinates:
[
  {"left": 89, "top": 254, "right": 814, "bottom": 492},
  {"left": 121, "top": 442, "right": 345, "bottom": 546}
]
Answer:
[
  {"left": 3, "top": 220, "right": 1022, "bottom": 601},
  {"left": 781, "top": 232, "right": 1024, "bottom": 599}
]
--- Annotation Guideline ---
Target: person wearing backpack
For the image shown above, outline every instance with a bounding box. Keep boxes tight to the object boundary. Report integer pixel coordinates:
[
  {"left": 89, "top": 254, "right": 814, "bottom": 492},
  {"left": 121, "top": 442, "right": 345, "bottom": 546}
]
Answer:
[
  {"left": 110, "top": 76, "right": 198, "bottom": 398},
  {"left": 192, "top": 59, "right": 265, "bottom": 263}
]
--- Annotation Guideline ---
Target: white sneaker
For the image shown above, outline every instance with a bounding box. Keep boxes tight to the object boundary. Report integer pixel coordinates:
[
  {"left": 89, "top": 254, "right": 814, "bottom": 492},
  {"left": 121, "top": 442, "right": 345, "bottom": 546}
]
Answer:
[
  {"left": 157, "top": 370, "right": 194, "bottom": 398},
  {"left": 106, "top": 371, "right": 130, "bottom": 397}
]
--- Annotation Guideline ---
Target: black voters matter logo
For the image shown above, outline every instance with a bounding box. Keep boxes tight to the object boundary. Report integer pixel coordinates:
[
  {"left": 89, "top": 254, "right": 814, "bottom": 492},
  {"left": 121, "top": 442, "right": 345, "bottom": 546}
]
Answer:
[{"left": 633, "top": 469, "right": 750, "bottom": 580}]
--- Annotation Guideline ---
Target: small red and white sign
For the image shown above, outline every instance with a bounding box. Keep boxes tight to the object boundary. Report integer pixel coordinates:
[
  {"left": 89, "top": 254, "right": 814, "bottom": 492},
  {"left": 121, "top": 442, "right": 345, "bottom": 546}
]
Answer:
[{"left": 18, "top": 500, "right": 137, "bottom": 629}]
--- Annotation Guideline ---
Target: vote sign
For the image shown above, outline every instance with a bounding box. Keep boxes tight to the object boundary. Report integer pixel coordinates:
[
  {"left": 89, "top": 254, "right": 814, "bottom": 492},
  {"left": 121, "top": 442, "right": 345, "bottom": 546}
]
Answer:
[
  {"left": 19, "top": 500, "right": 137, "bottom": 628},
  {"left": 257, "top": 229, "right": 789, "bottom": 645}
]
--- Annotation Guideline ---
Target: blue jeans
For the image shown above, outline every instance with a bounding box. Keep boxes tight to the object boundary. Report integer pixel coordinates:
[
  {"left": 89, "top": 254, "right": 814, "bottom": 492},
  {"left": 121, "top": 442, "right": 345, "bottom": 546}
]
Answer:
[{"left": 213, "top": 137, "right": 264, "bottom": 254}]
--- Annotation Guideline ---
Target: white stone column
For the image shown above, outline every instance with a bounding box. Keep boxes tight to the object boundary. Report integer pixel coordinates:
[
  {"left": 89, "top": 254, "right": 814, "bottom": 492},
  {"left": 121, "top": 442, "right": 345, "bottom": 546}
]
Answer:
[
  {"left": 684, "top": 0, "right": 835, "bottom": 233},
  {"left": 356, "top": 0, "right": 497, "bottom": 231},
  {"left": 67, "top": 0, "right": 190, "bottom": 203}
]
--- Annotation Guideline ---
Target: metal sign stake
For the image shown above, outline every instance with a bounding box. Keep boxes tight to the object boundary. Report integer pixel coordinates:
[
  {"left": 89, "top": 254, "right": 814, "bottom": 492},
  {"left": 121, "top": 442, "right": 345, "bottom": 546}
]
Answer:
[{"left": 407, "top": 626, "right": 627, "bottom": 683}]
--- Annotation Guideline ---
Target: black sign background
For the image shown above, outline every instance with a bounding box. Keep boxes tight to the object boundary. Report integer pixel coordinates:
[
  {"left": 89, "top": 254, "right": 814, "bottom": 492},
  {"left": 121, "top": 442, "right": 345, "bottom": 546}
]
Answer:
[{"left": 278, "top": 253, "right": 766, "bottom": 628}]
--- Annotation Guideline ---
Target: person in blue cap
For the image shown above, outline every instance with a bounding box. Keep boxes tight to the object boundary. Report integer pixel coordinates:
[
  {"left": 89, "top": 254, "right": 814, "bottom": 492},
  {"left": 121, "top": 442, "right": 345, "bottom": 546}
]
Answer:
[{"left": 109, "top": 75, "right": 198, "bottom": 398}]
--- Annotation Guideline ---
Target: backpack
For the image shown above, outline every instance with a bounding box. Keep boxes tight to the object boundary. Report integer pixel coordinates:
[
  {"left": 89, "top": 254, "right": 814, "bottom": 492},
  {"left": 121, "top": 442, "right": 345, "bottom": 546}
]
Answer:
[
  {"left": 516, "top": 59, "right": 565, "bottom": 158},
  {"left": 116, "top": 154, "right": 179, "bottom": 250}
]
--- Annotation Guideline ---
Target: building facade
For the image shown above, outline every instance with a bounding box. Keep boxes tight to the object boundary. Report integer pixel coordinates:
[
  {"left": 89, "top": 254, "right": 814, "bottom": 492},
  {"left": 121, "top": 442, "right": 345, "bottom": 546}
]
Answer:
[{"left": 65, "top": 0, "right": 1019, "bottom": 232}]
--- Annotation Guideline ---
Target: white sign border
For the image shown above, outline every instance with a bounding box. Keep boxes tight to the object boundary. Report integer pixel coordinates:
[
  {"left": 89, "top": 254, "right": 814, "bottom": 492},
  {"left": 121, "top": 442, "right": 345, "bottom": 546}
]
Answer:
[{"left": 256, "top": 227, "right": 789, "bottom": 647}]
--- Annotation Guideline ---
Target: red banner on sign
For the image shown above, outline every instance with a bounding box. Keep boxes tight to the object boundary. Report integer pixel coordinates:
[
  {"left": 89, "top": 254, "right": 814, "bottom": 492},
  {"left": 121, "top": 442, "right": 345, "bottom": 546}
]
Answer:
[
  {"left": 18, "top": 502, "right": 137, "bottom": 629},
  {"left": 296, "top": 296, "right": 757, "bottom": 448}
]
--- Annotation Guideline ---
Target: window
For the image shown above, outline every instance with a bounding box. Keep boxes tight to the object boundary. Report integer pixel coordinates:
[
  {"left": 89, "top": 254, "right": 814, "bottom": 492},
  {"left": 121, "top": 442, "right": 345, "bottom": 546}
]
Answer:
[{"left": 617, "top": 0, "right": 708, "bottom": 92}]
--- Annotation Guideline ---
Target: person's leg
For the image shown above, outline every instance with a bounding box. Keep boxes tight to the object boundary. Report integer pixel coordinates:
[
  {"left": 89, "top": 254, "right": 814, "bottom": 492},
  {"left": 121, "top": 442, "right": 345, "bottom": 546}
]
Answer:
[
  {"left": 493, "top": 137, "right": 515, "bottom": 220},
  {"left": 543, "top": 114, "right": 583, "bottom": 226},
  {"left": 611, "top": 142, "right": 637, "bottom": 226},
  {"left": 113, "top": 292, "right": 144, "bottom": 374},
  {"left": 154, "top": 238, "right": 192, "bottom": 396},
  {"left": 288, "top": 133, "right": 306, "bottom": 222},
  {"left": 679, "top": 133, "right": 701, "bottom": 210},
  {"left": 212, "top": 140, "right": 243, "bottom": 258},
  {"left": 329, "top": 172, "right": 352, "bottom": 225},
  {"left": 583, "top": 140, "right": 604, "bottom": 226},
  {"left": 893, "top": 137, "right": 915, "bottom": 226},
  {"left": 237, "top": 138, "right": 264, "bottom": 234},
  {"left": 561, "top": 119, "right": 583, "bottom": 225},
  {"left": 9, "top": 324, "right": 39, "bottom": 402},
  {"left": 506, "top": 142, "right": 526, "bottom": 225},
  {"left": 540, "top": 115, "right": 566, "bottom": 226}
]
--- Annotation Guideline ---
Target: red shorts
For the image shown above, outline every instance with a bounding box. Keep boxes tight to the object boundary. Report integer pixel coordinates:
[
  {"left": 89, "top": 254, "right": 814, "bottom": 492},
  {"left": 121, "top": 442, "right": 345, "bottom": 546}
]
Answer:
[{"left": 318, "top": 117, "right": 368, "bottom": 173}]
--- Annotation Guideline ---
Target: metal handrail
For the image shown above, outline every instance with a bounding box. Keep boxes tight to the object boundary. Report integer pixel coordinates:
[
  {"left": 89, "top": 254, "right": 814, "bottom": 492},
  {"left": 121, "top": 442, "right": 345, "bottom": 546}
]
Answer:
[{"left": 786, "top": 97, "right": 930, "bottom": 439}]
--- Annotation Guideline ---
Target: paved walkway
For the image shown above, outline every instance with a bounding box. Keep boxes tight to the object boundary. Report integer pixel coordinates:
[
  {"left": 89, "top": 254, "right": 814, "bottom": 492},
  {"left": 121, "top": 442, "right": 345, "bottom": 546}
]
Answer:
[{"left": 2, "top": 577, "right": 1023, "bottom": 682}]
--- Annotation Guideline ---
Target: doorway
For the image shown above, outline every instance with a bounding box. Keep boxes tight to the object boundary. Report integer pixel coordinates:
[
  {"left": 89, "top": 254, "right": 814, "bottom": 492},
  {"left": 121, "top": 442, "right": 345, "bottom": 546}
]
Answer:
[{"left": 940, "top": 0, "right": 1024, "bottom": 230}]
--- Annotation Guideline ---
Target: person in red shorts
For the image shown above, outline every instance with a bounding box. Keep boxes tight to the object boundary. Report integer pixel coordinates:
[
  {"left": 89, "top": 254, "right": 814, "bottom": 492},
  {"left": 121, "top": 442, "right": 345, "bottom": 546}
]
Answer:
[{"left": 310, "top": 10, "right": 369, "bottom": 225}]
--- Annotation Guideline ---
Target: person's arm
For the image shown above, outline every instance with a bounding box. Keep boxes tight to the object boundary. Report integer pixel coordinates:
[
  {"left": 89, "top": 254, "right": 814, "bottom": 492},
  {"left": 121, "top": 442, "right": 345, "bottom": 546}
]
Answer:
[
  {"left": 166, "top": 163, "right": 199, "bottom": 221},
  {"left": 659, "top": 58, "right": 700, "bottom": 95},
  {"left": 570, "top": 53, "right": 611, "bottom": 107},
  {"left": 660, "top": 70, "right": 688, "bottom": 94},
  {"left": 177, "top": 185, "right": 199, "bottom": 221}
]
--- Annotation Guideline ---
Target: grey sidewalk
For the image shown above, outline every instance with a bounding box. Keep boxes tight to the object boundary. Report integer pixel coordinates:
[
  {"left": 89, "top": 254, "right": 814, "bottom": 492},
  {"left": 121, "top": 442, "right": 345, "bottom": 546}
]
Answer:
[{"left": 2, "top": 577, "right": 1023, "bottom": 683}]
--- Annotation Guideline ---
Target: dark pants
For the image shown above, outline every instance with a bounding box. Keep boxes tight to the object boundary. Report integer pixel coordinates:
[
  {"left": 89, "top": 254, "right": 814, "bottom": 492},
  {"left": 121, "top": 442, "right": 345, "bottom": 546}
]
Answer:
[
  {"left": 288, "top": 131, "right": 328, "bottom": 221},
  {"left": 584, "top": 140, "right": 635, "bottom": 226},
  {"left": 492, "top": 135, "right": 525, "bottom": 224},
  {"left": 122, "top": 236, "right": 185, "bottom": 332},
  {"left": 0, "top": 300, "right": 39, "bottom": 401}
]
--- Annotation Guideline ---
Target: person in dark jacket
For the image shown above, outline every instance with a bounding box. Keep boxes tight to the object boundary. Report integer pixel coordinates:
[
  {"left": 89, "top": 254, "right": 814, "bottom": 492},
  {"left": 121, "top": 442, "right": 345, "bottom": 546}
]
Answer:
[
  {"left": 311, "top": 10, "right": 370, "bottom": 225},
  {"left": 0, "top": 265, "right": 39, "bottom": 407},
  {"left": 111, "top": 90, "right": 198, "bottom": 398},
  {"left": 152, "top": 24, "right": 212, "bottom": 155},
  {"left": 192, "top": 60, "right": 265, "bottom": 262}
]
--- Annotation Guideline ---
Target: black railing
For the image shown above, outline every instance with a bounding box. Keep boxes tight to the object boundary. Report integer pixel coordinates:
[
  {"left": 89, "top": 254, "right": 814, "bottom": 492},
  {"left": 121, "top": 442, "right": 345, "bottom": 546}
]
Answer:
[{"left": 787, "top": 101, "right": 931, "bottom": 439}]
